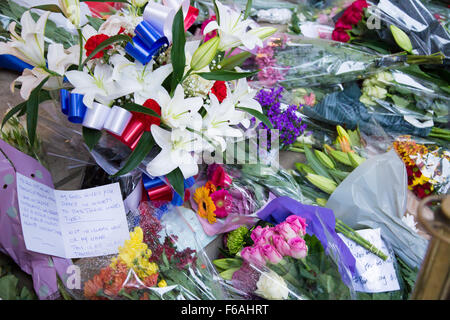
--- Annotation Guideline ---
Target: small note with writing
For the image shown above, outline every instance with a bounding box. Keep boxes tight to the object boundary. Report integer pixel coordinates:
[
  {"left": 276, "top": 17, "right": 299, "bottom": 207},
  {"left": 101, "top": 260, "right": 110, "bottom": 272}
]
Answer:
[
  {"left": 338, "top": 228, "right": 400, "bottom": 293},
  {"left": 16, "top": 173, "right": 129, "bottom": 259}
]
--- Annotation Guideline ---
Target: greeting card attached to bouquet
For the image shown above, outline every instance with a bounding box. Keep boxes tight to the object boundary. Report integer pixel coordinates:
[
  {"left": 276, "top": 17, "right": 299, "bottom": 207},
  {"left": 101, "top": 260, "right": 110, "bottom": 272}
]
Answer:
[
  {"left": 338, "top": 228, "right": 400, "bottom": 293},
  {"left": 16, "top": 173, "right": 129, "bottom": 259}
]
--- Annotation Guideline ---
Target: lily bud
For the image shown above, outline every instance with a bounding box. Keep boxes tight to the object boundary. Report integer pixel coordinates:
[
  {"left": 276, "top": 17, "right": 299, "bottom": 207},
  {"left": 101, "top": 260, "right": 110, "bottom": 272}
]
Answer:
[
  {"left": 248, "top": 27, "right": 277, "bottom": 42},
  {"left": 390, "top": 25, "right": 413, "bottom": 53},
  {"left": 59, "top": 0, "right": 81, "bottom": 27},
  {"left": 190, "top": 36, "right": 220, "bottom": 71}
]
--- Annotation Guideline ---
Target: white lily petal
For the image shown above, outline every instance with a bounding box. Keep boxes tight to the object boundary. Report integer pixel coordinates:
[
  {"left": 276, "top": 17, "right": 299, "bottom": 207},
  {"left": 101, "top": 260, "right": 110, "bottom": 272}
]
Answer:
[{"left": 146, "top": 148, "right": 177, "bottom": 177}]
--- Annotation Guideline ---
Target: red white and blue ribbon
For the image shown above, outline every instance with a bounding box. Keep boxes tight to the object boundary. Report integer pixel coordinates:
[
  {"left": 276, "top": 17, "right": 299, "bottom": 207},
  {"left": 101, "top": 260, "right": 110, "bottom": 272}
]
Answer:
[{"left": 142, "top": 173, "right": 195, "bottom": 207}]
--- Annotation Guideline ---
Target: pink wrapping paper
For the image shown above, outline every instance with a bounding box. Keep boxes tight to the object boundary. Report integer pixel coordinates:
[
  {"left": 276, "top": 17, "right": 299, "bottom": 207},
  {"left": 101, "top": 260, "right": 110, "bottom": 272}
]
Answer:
[{"left": 0, "top": 139, "right": 73, "bottom": 299}]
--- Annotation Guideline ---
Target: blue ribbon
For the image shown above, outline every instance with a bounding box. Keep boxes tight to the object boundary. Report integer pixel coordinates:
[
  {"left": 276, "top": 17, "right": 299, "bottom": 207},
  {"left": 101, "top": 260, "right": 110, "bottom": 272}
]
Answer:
[
  {"left": 143, "top": 173, "right": 166, "bottom": 190},
  {"left": 60, "top": 89, "right": 87, "bottom": 124},
  {"left": 0, "top": 55, "right": 32, "bottom": 73},
  {"left": 171, "top": 176, "right": 195, "bottom": 206},
  {"left": 142, "top": 173, "right": 195, "bottom": 207},
  {"left": 125, "top": 20, "right": 169, "bottom": 65}
]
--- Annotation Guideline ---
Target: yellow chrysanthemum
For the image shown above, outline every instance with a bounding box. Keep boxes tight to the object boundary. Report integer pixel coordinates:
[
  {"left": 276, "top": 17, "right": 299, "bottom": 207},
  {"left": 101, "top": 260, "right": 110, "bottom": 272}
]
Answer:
[{"left": 158, "top": 279, "right": 167, "bottom": 288}]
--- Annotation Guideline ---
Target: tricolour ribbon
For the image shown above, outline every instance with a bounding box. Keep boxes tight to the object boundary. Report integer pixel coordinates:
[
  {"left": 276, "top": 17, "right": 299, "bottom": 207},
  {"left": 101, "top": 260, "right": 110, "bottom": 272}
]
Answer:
[
  {"left": 142, "top": 173, "right": 195, "bottom": 206},
  {"left": 60, "top": 89, "right": 87, "bottom": 124}
]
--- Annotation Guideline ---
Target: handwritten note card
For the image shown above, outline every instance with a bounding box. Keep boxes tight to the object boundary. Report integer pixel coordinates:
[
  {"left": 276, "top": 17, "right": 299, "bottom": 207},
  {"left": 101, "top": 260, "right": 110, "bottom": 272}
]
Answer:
[
  {"left": 16, "top": 173, "right": 129, "bottom": 259},
  {"left": 338, "top": 228, "right": 400, "bottom": 293}
]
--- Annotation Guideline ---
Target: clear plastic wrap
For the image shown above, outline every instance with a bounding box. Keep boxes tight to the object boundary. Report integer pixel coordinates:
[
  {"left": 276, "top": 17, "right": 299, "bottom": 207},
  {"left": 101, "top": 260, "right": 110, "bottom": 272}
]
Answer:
[{"left": 67, "top": 202, "right": 229, "bottom": 300}]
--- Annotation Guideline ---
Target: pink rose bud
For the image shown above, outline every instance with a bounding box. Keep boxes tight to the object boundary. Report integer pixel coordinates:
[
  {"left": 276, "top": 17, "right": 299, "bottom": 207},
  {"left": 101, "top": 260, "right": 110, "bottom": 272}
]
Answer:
[
  {"left": 262, "top": 244, "right": 283, "bottom": 265},
  {"left": 286, "top": 215, "right": 307, "bottom": 237},
  {"left": 287, "top": 237, "right": 308, "bottom": 259},
  {"left": 275, "top": 222, "right": 298, "bottom": 241},
  {"left": 251, "top": 226, "right": 266, "bottom": 242},
  {"left": 272, "top": 234, "right": 291, "bottom": 256},
  {"left": 253, "top": 236, "right": 267, "bottom": 247},
  {"left": 260, "top": 228, "right": 276, "bottom": 244},
  {"left": 241, "top": 246, "right": 266, "bottom": 266}
]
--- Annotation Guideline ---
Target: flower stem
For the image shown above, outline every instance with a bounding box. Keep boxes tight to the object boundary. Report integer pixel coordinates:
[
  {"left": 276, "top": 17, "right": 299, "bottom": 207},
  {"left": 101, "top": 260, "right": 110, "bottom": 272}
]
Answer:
[
  {"left": 335, "top": 219, "right": 388, "bottom": 261},
  {"left": 77, "top": 28, "right": 84, "bottom": 71}
]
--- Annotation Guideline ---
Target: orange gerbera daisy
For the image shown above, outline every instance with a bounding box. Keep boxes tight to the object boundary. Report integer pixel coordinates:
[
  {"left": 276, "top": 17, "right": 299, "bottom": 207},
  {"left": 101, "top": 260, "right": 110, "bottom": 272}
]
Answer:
[{"left": 193, "top": 186, "right": 217, "bottom": 224}]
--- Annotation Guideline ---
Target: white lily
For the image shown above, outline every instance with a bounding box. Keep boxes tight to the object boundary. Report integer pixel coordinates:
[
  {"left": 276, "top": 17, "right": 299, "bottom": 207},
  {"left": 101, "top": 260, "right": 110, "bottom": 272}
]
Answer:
[
  {"left": 146, "top": 125, "right": 201, "bottom": 179},
  {"left": 59, "top": 0, "right": 81, "bottom": 27},
  {"left": 154, "top": 84, "right": 204, "bottom": 131},
  {"left": 228, "top": 77, "right": 263, "bottom": 128},
  {"left": 110, "top": 54, "right": 173, "bottom": 105},
  {"left": 0, "top": 11, "right": 50, "bottom": 67},
  {"left": 66, "top": 63, "right": 133, "bottom": 108},
  {"left": 202, "top": 94, "right": 243, "bottom": 152},
  {"left": 203, "top": 1, "right": 263, "bottom": 51}
]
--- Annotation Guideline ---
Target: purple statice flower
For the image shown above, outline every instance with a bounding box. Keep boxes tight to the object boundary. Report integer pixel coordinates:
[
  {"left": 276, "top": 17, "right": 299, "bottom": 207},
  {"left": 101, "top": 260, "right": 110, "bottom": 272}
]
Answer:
[{"left": 255, "top": 87, "right": 307, "bottom": 148}]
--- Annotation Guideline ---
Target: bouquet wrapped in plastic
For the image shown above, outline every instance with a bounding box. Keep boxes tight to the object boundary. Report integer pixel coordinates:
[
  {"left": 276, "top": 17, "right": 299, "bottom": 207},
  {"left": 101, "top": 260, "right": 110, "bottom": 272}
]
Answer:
[{"left": 69, "top": 202, "right": 228, "bottom": 300}]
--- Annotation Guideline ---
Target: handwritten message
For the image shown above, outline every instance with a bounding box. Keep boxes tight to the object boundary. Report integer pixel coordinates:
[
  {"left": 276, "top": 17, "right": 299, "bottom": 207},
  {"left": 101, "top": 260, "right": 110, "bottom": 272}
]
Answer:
[
  {"left": 338, "top": 228, "right": 400, "bottom": 293},
  {"left": 17, "top": 173, "right": 129, "bottom": 258}
]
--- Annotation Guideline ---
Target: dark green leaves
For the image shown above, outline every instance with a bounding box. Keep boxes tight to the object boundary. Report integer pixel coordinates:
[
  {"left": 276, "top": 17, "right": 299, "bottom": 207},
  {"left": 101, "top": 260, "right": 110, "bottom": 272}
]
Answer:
[
  {"left": 212, "top": 0, "right": 220, "bottom": 24},
  {"left": 166, "top": 167, "right": 184, "bottom": 199},
  {"left": 197, "top": 70, "right": 258, "bottom": 81},
  {"left": 219, "top": 51, "right": 252, "bottom": 71},
  {"left": 122, "top": 102, "right": 161, "bottom": 119},
  {"left": 1, "top": 101, "right": 26, "bottom": 128},
  {"left": 26, "top": 76, "right": 49, "bottom": 147},
  {"left": 82, "top": 34, "right": 132, "bottom": 67},
  {"left": 82, "top": 127, "right": 102, "bottom": 150},
  {"left": 237, "top": 106, "right": 274, "bottom": 129},
  {"left": 111, "top": 131, "right": 155, "bottom": 178},
  {"left": 31, "top": 4, "right": 63, "bottom": 13},
  {"left": 170, "top": 8, "right": 186, "bottom": 90}
]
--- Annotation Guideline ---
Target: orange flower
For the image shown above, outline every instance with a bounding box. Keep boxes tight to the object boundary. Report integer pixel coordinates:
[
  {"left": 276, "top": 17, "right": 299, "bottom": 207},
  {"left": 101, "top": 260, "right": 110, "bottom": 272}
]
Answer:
[
  {"left": 338, "top": 136, "right": 352, "bottom": 153},
  {"left": 84, "top": 273, "right": 105, "bottom": 300},
  {"left": 205, "top": 181, "right": 217, "bottom": 195},
  {"left": 193, "top": 186, "right": 217, "bottom": 224},
  {"left": 143, "top": 273, "right": 159, "bottom": 287}
]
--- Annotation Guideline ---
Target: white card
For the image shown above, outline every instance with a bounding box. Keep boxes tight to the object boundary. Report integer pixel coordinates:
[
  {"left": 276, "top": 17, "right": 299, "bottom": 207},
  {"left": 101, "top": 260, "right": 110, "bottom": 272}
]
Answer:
[
  {"left": 17, "top": 173, "right": 130, "bottom": 259},
  {"left": 338, "top": 228, "right": 400, "bottom": 293}
]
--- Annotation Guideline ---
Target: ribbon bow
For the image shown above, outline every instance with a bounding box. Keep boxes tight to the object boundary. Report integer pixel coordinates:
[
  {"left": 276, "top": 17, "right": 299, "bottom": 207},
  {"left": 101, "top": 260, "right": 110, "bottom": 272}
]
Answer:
[{"left": 142, "top": 173, "right": 195, "bottom": 206}]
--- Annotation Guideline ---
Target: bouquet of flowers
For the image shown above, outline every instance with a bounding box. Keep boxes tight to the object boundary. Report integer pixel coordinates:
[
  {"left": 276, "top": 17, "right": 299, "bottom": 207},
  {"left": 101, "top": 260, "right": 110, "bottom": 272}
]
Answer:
[
  {"left": 0, "top": 0, "right": 277, "bottom": 200},
  {"left": 74, "top": 202, "right": 227, "bottom": 300}
]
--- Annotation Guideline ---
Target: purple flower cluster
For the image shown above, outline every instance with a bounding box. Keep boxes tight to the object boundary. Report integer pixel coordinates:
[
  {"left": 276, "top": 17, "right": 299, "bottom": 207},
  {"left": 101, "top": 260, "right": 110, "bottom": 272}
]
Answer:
[{"left": 255, "top": 87, "right": 307, "bottom": 147}]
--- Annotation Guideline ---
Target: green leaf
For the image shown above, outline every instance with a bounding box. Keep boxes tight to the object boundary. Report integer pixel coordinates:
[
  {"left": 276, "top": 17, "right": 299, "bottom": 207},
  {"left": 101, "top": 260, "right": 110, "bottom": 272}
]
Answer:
[
  {"left": 170, "top": 8, "right": 186, "bottom": 90},
  {"left": 82, "top": 34, "right": 132, "bottom": 66},
  {"left": 0, "top": 274, "right": 19, "bottom": 300},
  {"left": 391, "top": 94, "right": 411, "bottom": 109},
  {"left": 82, "top": 127, "right": 102, "bottom": 151},
  {"left": 31, "top": 4, "right": 63, "bottom": 13},
  {"left": 213, "top": 258, "right": 243, "bottom": 270},
  {"left": 166, "top": 167, "right": 184, "bottom": 200},
  {"left": 1, "top": 101, "right": 26, "bottom": 128},
  {"left": 237, "top": 106, "right": 274, "bottom": 130},
  {"left": 122, "top": 102, "right": 161, "bottom": 119},
  {"left": 244, "top": 0, "right": 253, "bottom": 19},
  {"left": 212, "top": 0, "right": 220, "bottom": 24},
  {"left": 219, "top": 267, "right": 241, "bottom": 280},
  {"left": 197, "top": 70, "right": 258, "bottom": 81},
  {"left": 219, "top": 51, "right": 252, "bottom": 71},
  {"left": 111, "top": 131, "right": 155, "bottom": 177},
  {"left": 26, "top": 76, "right": 49, "bottom": 147}
]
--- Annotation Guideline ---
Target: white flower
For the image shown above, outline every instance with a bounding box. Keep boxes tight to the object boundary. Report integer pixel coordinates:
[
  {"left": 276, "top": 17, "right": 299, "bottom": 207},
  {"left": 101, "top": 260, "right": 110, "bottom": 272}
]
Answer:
[
  {"left": 362, "top": 85, "right": 388, "bottom": 100},
  {"left": 59, "top": 0, "right": 81, "bottom": 27},
  {"left": 183, "top": 40, "right": 214, "bottom": 97},
  {"left": 47, "top": 43, "right": 79, "bottom": 76},
  {"left": 202, "top": 94, "right": 243, "bottom": 152},
  {"left": 66, "top": 64, "right": 132, "bottom": 108},
  {"left": 203, "top": 1, "right": 263, "bottom": 51},
  {"left": 110, "top": 54, "right": 173, "bottom": 105},
  {"left": 402, "top": 214, "right": 419, "bottom": 233},
  {"left": 99, "top": 13, "right": 143, "bottom": 36},
  {"left": 228, "top": 77, "right": 263, "bottom": 128},
  {"left": 154, "top": 84, "right": 204, "bottom": 131},
  {"left": 0, "top": 11, "right": 50, "bottom": 67},
  {"left": 146, "top": 125, "right": 201, "bottom": 179},
  {"left": 255, "top": 270, "right": 290, "bottom": 300}
]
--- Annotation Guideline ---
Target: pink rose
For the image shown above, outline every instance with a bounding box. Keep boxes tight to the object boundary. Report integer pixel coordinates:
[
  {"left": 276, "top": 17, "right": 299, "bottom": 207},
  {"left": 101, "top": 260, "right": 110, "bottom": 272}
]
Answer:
[
  {"left": 335, "top": 19, "right": 353, "bottom": 30},
  {"left": 286, "top": 215, "right": 307, "bottom": 237},
  {"left": 287, "top": 237, "right": 308, "bottom": 259},
  {"left": 275, "top": 222, "right": 298, "bottom": 241},
  {"left": 253, "top": 236, "right": 268, "bottom": 247},
  {"left": 351, "top": 0, "right": 369, "bottom": 12},
  {"left": 251, "top": 226, "right": 267, "bottom": 242},
  {"left": 272, "top": 235, "right": 291, "bottom": 256},
  {"left": 261, "top": 244, "right": 283, "bottom": 265},
  {"left": 260, "top": 228, "right": 276, "bottom": 244},
  {"left": 241, "top": 246, "right": 266, "bottom": 266}
]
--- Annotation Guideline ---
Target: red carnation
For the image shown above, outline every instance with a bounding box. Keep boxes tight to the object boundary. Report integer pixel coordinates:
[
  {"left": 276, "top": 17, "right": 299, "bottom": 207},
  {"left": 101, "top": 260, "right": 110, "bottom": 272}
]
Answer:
[
  {"left": 141, "top": 99, "right": 162, "bottom": 128},
  {"left": 332, "top": 29, "right": 351, "bottom": 42},
  {"left": 84, "top": 34, "right": 112, "bottom": 59},
  {"left": 211, "top": 81, "right": 227, "bottom": 103}
]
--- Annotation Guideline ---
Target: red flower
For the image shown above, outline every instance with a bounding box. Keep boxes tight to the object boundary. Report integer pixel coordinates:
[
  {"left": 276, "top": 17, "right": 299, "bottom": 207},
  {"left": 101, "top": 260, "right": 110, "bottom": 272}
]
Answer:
[
  {"left": 211, "top": 81, "right": 227, "bottom": 103},
  {"left": 341, "top": 7, "right": 364, "bottom": 25},
  {"left": 335, "top": 20, "right": 353, "bottom": 30},
  {"left": 201, "top": 15, "right": 217, "bottom": 42},
  {"left": 141, "top": 99, "right": 162, "bottom": 128},
  {"left": 207, "top": 164, "right": 232, "bottom": 188},
  {"left": 351, "top": 0, "right": 369, "bottom": 12},
  {"left": 332, "top": 29, "right": 351, "bottom": 42},
  {"left": 84, "top": 34, "right": 112, "bottom": 59}
]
